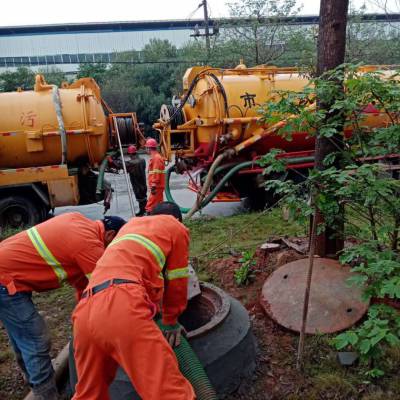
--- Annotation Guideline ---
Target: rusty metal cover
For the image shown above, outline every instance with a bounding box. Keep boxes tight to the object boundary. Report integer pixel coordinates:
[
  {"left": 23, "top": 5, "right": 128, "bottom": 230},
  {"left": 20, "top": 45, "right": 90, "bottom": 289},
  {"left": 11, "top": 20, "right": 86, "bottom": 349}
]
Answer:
[{"left": 260, "top": 258, "right": 369, "bottom": 334}]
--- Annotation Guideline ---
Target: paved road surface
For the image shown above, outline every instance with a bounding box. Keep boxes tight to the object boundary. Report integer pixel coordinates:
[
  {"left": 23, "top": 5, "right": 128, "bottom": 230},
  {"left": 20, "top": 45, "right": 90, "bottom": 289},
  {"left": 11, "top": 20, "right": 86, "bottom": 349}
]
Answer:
[{"left": 55, "top": 169, "right": 244, "bottom": 221}]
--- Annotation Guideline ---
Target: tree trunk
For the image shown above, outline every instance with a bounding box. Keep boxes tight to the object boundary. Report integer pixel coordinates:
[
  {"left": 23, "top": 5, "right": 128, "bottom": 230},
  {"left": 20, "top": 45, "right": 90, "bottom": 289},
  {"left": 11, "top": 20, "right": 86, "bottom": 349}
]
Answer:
[{"left": 314, "top": 0, "right": 349, "bottom": 257}]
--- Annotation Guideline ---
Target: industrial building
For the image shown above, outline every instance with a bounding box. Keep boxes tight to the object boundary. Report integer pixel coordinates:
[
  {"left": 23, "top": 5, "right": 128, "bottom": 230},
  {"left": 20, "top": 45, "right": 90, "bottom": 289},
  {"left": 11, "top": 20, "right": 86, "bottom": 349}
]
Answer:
[{"left": 0, "top": 14, "right": 399, "bottom": 74}]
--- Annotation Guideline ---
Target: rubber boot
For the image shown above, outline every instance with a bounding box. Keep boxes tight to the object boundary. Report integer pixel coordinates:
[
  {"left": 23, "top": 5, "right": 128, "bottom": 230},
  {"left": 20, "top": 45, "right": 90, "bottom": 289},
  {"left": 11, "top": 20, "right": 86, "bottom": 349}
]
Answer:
[
  {"left": 136, "top": 199, "right": 147, "bottom": 216},
  {"left": 31, "top": 375, "right": 60, "bottom": 400}
]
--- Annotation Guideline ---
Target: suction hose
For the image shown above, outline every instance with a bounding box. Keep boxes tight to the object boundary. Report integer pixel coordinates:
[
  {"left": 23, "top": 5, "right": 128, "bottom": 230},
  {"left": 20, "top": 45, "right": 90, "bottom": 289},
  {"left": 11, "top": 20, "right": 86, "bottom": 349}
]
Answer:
[
  {"left": 96, "top": 157, "right": 109, "bottom": 195},
  {"left": 165, "top": 156, "right": 315, "bottom": 217},
  {"left": 185, "top": 153, "right": 227, "bottom": 219},
  {"left": 96, "top": 151, "right": 118, "bottom": 195},
  {"left": 174, "top": 337, "right": 217, "bottom": 399},
  {"left": 157, "top": 322, "right": 217, "bottom": 400}
]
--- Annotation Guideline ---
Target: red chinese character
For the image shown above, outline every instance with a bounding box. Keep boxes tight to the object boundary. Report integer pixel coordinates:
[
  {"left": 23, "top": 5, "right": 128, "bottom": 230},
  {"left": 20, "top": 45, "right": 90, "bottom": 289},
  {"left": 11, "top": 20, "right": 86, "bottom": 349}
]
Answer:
[{"left": 20, "top": 111, "right": 37, "bottom": 128}]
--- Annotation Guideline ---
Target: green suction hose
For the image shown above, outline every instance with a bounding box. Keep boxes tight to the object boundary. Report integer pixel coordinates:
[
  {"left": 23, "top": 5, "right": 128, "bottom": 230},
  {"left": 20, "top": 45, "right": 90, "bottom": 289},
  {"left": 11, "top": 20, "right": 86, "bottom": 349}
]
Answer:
[
  {"left": 165, "top": 156, "right": 314, "bottom": 214},
  {"left": 157, "top": 322, "right": 217, "bottom": 400},
  {"left": 96, "top": 151, "right": 119, "bottom": 195},
  {"left": 165, "top": 166, "right": 191, "bottom": 214},
  {"left": 174, "top": 336, "right": 217, "bottom": 399},
  {"left": 96, "top": 157, "right": 109, "bottom": 195}
]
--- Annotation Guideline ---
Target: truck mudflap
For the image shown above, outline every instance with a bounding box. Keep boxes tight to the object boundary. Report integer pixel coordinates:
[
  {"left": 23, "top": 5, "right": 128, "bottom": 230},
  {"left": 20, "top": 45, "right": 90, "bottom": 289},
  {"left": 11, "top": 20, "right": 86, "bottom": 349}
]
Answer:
[{"left": 47, "top": 176, "right": 80, "bottom": 208}]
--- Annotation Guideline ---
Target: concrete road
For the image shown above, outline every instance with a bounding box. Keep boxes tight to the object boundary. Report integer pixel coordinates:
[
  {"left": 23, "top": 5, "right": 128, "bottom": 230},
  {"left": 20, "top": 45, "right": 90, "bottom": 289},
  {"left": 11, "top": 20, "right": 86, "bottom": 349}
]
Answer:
[{"left": 55, "top": 170, "right": 244, "bottom": 221}]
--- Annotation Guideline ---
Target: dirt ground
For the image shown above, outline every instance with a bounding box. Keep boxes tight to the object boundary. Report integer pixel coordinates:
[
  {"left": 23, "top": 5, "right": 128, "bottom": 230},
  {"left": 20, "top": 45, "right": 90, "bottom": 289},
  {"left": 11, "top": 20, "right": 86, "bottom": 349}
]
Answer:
[
  {"left": 0, "top": 286, "right": 75, "bottom": 400},
  {"left": 212, "top": 245, "right": 400, "bottom": 400}
]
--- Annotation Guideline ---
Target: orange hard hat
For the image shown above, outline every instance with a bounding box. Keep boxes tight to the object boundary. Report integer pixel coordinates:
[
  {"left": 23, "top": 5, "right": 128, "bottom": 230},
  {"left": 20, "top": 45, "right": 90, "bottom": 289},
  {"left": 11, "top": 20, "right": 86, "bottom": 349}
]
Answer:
[
  {"left": 127, "top": 145, "right": 137, "bottom": 154},
  {"left": 145, "top": 138, "right": 158, "bottom": 148}
]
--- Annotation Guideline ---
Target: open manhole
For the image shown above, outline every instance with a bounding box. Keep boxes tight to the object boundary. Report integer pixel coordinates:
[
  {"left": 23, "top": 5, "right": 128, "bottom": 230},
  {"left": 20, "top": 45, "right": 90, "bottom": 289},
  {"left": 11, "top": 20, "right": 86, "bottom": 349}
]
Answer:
[{"left": 179, "top": 282, "right": 231, "bottom": 338}]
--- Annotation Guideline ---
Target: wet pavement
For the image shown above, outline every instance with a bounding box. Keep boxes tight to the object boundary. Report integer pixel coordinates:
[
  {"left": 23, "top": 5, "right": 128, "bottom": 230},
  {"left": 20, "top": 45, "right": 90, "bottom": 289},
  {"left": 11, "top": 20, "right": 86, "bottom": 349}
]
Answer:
[{"left": 55, "top": 169, "right": 244, "bottom": 221}]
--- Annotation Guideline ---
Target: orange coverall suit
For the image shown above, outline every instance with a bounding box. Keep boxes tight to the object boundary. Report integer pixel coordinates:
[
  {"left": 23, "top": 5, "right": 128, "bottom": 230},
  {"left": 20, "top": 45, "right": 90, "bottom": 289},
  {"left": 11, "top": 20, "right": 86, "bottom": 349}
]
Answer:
[
  {"left": 72, "top": 215, "right": 195, "bottom": 400},
  {"left": 145, "top": 151, "right": 165, "bottom": 212},
  {"left": 0, "top": 212, "right": 105, "bottom": 386}
]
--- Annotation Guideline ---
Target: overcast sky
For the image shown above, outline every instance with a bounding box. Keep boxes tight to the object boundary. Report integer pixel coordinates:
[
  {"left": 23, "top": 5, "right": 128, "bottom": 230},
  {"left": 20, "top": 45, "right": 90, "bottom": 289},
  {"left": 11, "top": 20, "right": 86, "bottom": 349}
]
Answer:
[{"left": 0, "top": 0, "right": 398, "bottom": 27}]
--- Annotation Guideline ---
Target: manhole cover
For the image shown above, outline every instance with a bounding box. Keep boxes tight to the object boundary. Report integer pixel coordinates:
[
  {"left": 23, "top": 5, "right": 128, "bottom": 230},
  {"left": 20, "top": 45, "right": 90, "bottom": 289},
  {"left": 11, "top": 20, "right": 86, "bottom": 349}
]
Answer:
[{"left": 260, "top": 258, "right": 369, "bottom": 334}]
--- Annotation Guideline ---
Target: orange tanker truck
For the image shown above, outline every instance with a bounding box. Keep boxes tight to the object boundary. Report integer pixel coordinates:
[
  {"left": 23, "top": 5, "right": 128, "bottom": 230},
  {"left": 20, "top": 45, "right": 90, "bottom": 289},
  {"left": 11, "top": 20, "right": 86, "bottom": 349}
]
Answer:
[
  {"left": 154, "top": 63, "right": 397, "bottom": 213},
  {"left": 0, "top": 75, "right": 144, "bottom": 228}
]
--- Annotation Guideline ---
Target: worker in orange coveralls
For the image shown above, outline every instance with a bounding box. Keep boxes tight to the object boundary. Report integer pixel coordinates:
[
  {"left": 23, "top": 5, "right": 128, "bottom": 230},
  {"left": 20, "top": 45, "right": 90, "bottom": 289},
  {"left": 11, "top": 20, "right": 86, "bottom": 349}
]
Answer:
[
  {"left": 145, "top": 137, "right": 166, "bottom": 213},
  {"left": 0, "top": 212, "right": 126, "bottom": 400},
  {"left": 72, "top": 202, "right": 195, "bottom": 400}
]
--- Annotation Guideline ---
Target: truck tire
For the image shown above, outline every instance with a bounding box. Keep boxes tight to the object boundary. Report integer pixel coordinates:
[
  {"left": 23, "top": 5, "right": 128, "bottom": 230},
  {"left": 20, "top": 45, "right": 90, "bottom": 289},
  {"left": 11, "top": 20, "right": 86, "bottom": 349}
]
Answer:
[
  {"left": 0, "top": 195, "right": 41, "bottom": 229},
  {"left": 68, "top": 290, "right": 256, "bottom": 399}
]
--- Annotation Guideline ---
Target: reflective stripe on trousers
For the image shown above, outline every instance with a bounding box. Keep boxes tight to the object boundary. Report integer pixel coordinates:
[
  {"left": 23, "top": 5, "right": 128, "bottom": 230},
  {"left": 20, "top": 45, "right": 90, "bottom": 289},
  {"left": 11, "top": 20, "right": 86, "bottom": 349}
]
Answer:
[{"left": 26, "top": 227, "right": 67, "bottom": 284}]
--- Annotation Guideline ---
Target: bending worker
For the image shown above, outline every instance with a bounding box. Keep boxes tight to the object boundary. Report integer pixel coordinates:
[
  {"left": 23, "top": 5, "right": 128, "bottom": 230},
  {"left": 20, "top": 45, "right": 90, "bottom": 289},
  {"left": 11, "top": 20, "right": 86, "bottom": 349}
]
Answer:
[
  {"left": 111, "top": 144, "right": 147, "bottom": 216},
  {"left": 145, "top": 137, "right": 165, "bottom": 213},
  {"left": 72, "top": 202, "right": 195, "bottom": 400},
  {"left": 0, "top": 212, "right": 126, "bottom": 400}
]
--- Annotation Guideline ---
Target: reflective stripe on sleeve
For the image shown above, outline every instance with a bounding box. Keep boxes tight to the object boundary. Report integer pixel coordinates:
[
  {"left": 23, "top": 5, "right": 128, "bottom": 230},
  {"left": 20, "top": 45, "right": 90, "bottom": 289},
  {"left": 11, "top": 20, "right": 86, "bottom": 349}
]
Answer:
[
  {"left": 165, "top": 267, "right": 189, "bottom": 281},
  {"left": 109, "top": 233, "right": 166, "bottom": 269},
  {"left": 27, "top": 227, "right": 68, "bottom": 284},
  {"left": 149, "top": 170, "right": 165, "bottom": 174}
]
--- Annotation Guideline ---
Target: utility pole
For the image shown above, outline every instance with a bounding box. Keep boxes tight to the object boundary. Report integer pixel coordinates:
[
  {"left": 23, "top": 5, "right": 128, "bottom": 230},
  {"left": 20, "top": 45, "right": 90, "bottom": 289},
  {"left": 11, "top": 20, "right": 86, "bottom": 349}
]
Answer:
[
  {"left": 202, "top": 0, "right": 211, "bottom": 56},
  {"left": 190, "top": 0, "right": 218, "bottom": 58},
  {"left": 314, "top": 0, "right": 349, "bottom": 256}
]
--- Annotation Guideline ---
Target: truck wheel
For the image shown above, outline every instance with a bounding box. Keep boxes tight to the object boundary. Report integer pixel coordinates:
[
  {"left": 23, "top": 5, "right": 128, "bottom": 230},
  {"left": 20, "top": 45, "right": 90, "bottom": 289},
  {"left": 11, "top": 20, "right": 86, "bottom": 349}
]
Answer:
[
  {"left": 0, "top": 195, "right": 41, "bottom": 229},
  {"left": 245, "top": 186, "right": 278, "bottom": 211}
]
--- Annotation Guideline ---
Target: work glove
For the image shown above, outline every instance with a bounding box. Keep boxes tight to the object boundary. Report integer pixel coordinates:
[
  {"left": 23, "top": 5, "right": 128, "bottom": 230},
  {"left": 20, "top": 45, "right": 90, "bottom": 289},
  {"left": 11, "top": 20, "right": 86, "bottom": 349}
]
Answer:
[
  {"left": 159, "top": 323, "right": 187, "bottom": 348},
  {"left": 151, "top": 186, "right": 157, "bottom": 195}
]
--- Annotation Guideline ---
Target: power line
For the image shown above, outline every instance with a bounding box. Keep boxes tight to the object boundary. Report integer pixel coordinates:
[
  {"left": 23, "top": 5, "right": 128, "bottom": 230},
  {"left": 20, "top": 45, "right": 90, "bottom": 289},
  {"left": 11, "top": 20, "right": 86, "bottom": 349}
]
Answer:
[{"left": 187, "top": 2, "right": 203, "bottom": 20}]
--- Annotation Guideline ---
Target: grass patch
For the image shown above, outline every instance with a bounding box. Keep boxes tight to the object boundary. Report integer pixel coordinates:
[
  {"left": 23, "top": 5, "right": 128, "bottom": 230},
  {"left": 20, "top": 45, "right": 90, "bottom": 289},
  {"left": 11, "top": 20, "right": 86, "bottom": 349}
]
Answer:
[
  {"left": 186, "top": 209, "right": 305, "bottom": 259},
  {"left": 308, "top": 372, "right": 357, "bottom": 400},
  {"left": 185, "top": 208, "right": 305, "bottom": 283},
  {"left": 0, "top": 227, "right": 23, "bottom": 242}
]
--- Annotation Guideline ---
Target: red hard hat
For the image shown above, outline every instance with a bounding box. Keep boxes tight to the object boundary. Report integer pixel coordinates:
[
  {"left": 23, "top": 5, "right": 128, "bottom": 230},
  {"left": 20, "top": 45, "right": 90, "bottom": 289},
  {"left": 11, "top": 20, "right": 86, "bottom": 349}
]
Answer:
[
  {"left": 127, "top": 145, "right": 137, "bottom": 154},
  {"left": 145, "top": 138, "right": 158, "bottom": 148}
]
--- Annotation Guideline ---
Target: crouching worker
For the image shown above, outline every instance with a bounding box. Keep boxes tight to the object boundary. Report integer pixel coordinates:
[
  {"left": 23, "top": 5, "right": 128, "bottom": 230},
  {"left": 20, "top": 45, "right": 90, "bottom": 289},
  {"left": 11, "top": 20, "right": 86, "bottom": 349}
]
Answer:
[
  {"left": 72, "top": 202, "right": 195, "bottom": 400},
  {"left": 0, "top": 212, "right": 126, "bottom": 400}
]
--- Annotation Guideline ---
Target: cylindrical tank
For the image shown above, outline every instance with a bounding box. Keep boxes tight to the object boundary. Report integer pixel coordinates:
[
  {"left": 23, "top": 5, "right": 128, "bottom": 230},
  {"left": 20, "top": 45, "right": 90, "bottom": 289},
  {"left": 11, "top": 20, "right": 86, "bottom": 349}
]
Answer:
[
  {"left": 0, "top": 75, "right": 108, "bottom": 169},
  {"left": 157, "top": 65, "right": 392, "bottom": 162},
  {"left": 157, "top": 65, "right": 313, "bottom": 161}
]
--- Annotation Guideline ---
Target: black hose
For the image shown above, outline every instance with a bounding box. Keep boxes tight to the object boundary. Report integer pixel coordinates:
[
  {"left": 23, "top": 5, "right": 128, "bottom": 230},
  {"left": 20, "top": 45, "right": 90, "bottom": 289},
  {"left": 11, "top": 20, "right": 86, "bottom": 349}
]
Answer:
[{"left": 165, "top": 70, "right": 230, "bottom": 125}]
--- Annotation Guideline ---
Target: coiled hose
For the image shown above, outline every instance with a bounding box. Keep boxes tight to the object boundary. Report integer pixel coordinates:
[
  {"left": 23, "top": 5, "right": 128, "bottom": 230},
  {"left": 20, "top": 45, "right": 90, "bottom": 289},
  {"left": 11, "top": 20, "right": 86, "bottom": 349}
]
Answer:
[{"left": 157, "top": 321, "right": 217, "bottom": 400}]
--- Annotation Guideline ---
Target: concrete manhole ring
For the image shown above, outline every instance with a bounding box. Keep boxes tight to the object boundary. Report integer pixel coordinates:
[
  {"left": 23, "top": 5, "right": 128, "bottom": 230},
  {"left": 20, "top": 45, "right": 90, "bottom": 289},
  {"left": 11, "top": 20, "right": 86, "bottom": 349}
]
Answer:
[{"left": 180, "top": 282, "right": 231, "bottom": 339}]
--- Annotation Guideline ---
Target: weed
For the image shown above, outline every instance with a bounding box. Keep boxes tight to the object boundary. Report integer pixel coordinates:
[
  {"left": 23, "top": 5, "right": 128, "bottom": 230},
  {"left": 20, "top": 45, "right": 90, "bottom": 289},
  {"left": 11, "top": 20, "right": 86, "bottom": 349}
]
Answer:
[{"left": 234, "top": 251, "right": 256, "bottom": 286}]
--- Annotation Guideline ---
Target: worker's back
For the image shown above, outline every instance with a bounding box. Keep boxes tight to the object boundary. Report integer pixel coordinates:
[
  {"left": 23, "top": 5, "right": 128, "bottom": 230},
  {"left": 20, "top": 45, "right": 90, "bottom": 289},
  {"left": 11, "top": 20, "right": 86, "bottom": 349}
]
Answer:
[
  {"left": 89, "top": 215, "right": 189, "bottom": 320},
  {"left": 128, "top": 155, "right": 146, "bottom": 187},
  {"left": 148, "top": 152, "right": 166, "bottom": 188},
  {"left": 0, "top": 212, "right": 104, "bottom": 294}
]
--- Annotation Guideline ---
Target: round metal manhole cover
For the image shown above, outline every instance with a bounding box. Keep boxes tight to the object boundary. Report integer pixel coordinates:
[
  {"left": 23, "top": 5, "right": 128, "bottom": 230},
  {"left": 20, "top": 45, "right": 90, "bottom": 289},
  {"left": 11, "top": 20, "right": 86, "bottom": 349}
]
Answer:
[{"left": 260, "top": 258, "right": 369, "bottom": 334}]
